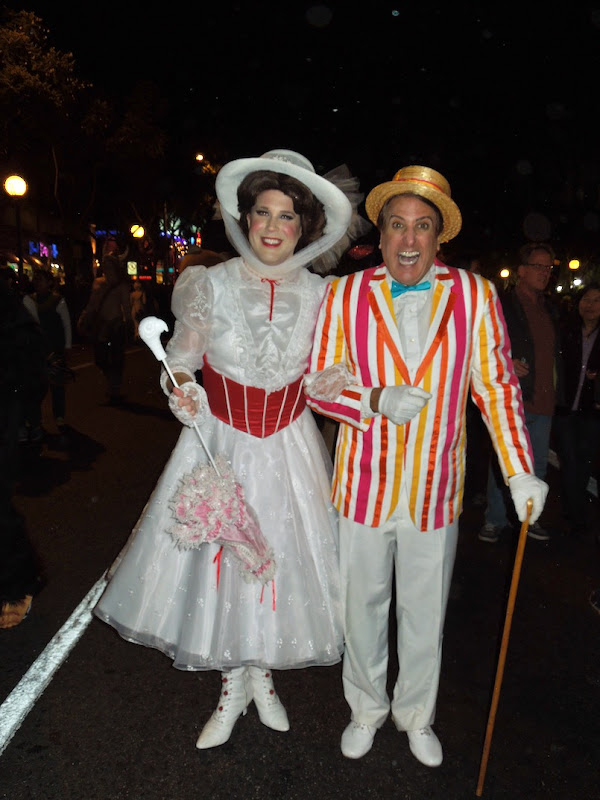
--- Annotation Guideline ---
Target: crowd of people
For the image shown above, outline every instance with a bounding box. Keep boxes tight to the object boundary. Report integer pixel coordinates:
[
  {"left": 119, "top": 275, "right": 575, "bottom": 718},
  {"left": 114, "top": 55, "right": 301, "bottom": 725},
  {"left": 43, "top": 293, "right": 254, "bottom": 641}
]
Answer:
[{"left": 2, "top": 154, "right": 599, "bottom": 771}]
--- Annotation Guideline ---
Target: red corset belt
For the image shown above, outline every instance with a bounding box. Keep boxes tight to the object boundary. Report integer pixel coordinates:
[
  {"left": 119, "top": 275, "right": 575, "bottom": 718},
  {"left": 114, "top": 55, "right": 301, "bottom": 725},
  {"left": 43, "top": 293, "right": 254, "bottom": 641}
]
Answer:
[{"left": 202, "top": 358, "right": 306, "bottom": 438}]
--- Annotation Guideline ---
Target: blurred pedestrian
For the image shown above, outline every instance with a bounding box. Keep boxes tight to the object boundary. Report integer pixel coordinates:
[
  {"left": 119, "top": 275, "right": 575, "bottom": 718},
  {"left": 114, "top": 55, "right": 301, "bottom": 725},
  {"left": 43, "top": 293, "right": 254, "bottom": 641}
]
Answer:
[
  {"left": 78, "top": 255, "right": 131, "bottom": 404},
  {"left": 32, "top": 269, "right": 73, "bottom": 433},
  {"left": 479, "top": 242, "right": 560, "bottom": 543},
  {"left": 0, "top": 278, "right": 45, "bottom": 628},
  {"left": 553, "top": 283, "right": 600, "bottom": 537},
  {"left": 0, "top": 269, "right": 46, "bottom": 443},
  {"left": 102, "top": 234, "right": 129, "bottom": 264},
  {"left": 130, "top": 280, "right": 147, "bottom": 340},
  {"left": 95, "top": 149, "right": 356, "bottom": 750}
]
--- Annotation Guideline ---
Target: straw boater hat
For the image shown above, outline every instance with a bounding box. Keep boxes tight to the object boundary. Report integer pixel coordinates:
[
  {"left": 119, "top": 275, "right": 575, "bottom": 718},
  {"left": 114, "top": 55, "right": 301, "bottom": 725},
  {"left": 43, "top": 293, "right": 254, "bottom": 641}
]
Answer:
[
  {"left": 365, "top": 165, "right": 462, "bottom": 243},
  {"left": 215, "top": 149, "right": 352, "bottom": 243}
]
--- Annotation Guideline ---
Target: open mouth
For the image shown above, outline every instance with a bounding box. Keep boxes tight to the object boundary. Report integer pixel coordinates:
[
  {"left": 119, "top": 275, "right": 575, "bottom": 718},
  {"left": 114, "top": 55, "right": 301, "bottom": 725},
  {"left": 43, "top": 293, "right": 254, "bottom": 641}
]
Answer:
[
  {"left": 397, "top": 251, "right": 420, "bottom": 266},
  {"left": 261, "top": 238, "right": 282, "bottom": 248}
]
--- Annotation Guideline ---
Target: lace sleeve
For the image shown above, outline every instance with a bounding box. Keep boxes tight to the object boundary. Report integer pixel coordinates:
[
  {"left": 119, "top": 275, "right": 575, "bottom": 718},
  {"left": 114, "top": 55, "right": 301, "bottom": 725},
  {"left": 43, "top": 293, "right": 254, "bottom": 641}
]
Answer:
[
  {"left": 165, "top": 266, "right": 213, "bottom": 376},
  {"left": 304, "top": 363, "right": 353, "bottom": 401}
]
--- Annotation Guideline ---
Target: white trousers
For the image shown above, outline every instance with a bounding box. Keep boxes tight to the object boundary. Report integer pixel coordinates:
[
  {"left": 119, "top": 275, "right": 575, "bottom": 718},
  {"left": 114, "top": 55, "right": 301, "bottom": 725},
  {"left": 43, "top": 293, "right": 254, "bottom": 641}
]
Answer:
[{"left": 339, "top": 493, "right": 459, "bottom": 731}]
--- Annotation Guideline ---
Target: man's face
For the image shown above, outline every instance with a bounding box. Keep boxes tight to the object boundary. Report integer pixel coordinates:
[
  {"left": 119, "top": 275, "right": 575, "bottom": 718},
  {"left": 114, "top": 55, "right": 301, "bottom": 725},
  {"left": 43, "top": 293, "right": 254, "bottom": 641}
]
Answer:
[
  {"left": 379, "top": 195, "right": 441, "bottom": 285},
  {"left": 517, "top": 248, "right": 553, "bottom": 292}
]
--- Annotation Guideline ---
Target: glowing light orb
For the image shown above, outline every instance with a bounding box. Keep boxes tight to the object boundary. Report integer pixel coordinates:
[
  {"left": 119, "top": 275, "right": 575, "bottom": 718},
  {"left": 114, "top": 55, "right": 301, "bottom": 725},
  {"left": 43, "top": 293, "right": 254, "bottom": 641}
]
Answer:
[{"left": 4, "top": 175, "right": 27, "bottom": 196}]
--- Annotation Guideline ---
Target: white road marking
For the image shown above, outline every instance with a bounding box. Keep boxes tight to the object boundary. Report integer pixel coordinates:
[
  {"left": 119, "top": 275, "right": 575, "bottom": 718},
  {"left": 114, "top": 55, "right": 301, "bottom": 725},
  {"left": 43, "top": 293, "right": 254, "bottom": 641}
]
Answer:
[
  {"left": 0, "top": 346, "right": 154, "bottom": 756},
  {"left": 0, "top": 574, "right": 108, "bottom": 756}
]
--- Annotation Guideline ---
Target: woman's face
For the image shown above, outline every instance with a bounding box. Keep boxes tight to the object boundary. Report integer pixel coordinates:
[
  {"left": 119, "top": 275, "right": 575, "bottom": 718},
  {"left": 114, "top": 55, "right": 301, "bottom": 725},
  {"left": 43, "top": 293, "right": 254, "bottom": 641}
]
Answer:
[
  {"left": 246, "top": 189, "right": 302, "bottom": 266},
  {"left": 579, "top": 288, "right": 600, "bottom": 327}
]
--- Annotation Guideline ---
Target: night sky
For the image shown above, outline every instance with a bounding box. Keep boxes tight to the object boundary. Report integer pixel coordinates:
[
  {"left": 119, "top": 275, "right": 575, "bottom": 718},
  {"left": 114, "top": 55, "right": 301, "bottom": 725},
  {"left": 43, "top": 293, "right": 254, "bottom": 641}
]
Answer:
[{"left": 7, "top": 2, "right": 600, "bottom": 261}]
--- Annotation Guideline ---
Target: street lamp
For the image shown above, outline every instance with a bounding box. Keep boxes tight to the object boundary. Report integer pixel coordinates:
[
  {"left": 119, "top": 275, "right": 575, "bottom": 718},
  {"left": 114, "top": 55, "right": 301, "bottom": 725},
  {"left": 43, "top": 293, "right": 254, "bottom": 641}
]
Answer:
[
  {"left": 194, "top": 153, "right": 218, "bottom": 176},
  {"left": 3, "top": 174, "right": 28, "bottom": 280},
  {"left": 568, "top": 259, "right": 581, "bottom": 291}
]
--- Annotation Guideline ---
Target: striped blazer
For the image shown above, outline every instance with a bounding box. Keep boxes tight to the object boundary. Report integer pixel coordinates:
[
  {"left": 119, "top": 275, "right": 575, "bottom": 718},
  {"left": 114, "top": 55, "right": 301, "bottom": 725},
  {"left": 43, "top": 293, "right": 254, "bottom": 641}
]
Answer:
[{"left": 306, "top": 261, "right": 534, "bottom": 530}]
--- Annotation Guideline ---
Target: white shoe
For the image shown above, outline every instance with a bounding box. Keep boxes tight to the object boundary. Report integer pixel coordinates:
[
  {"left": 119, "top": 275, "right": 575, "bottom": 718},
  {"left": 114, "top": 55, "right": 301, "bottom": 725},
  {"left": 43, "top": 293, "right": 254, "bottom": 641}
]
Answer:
[
  {"left": 248, "top": 667, "right": 290, "bottom": 731},
  {"left": 406, "top": 726, "right": 443, "bottom": 767},
  {"left": 341, "top": 721, "right": 377, "bottom": 759},
  {"left": 196, "top": 667, "right": 251, "bottom": 749}
]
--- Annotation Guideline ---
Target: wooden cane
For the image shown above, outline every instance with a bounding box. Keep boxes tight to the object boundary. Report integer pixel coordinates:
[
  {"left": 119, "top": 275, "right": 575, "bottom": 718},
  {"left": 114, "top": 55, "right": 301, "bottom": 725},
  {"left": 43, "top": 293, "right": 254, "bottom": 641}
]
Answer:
[{"left": 475, "top": 498, "right": 533, "bottom": 797}]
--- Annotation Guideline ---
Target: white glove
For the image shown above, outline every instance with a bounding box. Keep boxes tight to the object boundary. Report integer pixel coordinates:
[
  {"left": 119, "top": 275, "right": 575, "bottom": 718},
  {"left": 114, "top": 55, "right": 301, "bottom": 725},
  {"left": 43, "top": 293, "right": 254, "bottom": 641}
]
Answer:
[
  {"left": 167, "top": 381, "right": 209, "bottom": 427},
  {"left": 508, "top": 473, "right": 549, "bottom": 524},
  {"left": 377, "top": 385, "right": 432, "bottom": 426}
]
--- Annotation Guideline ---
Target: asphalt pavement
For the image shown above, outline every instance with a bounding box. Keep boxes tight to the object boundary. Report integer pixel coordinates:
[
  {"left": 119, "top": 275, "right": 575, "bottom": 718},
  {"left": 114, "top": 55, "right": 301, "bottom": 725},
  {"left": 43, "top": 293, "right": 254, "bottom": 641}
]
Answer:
[{"left": 0, "top": 342, "right": 598, "bottom": 800}]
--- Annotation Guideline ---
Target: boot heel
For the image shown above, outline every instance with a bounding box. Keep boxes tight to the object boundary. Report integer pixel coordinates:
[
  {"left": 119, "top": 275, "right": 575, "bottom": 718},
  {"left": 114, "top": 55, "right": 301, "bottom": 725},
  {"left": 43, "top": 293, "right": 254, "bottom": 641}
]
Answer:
[{"left": 248, "top": 667, "right": 290, "bottom": 732}]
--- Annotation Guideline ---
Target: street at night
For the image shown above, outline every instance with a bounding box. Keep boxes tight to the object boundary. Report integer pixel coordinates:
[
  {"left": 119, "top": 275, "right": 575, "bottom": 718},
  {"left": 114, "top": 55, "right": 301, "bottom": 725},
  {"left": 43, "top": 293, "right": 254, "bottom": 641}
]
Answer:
[
  {"left": 0, "top": 342, "right": 598, "bottom": 800},
  {"left": 2, "top": 6, "right": 600, "bottom": 800}
]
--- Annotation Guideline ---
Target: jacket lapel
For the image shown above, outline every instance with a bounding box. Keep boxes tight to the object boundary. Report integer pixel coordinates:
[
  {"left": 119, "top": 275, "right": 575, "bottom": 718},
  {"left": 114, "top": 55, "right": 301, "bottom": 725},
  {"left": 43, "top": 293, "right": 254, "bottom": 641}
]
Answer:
[
  {"left": 365, "top": 263, "right": 457, "bottom": 387},
  {"left": 414, "top": 264, "right": 456, "bottom": 385},
  {"left": 367, "top": 268, "right": 411, "bottom": 385}
]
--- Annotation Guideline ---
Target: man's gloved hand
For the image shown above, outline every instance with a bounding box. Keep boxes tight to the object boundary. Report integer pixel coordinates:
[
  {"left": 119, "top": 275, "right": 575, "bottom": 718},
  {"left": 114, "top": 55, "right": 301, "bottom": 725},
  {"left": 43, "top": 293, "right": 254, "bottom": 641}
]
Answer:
[
  {"left": 377, "top": 386, "right": 432, "bottom": 426},
  {"left": 168, "top": 381, "right": 209, "bottom": 427},
  {"left": 508, "top": 473, "right": 549, "bottom": 524}
]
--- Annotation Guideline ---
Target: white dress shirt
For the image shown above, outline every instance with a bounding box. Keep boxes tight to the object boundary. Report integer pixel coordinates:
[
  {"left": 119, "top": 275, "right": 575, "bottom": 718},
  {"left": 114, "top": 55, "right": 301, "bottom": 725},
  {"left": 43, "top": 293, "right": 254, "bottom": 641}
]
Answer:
[{"left": 362, "top": 264, "right": 435, "bottom": 416}]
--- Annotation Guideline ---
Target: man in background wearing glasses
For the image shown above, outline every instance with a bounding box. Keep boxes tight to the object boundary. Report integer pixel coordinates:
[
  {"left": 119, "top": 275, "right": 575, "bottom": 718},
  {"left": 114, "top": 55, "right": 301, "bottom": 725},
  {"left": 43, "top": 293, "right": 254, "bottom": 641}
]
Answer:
[{"left": 479, "top": 242, "right": 560, "bottom": 543}]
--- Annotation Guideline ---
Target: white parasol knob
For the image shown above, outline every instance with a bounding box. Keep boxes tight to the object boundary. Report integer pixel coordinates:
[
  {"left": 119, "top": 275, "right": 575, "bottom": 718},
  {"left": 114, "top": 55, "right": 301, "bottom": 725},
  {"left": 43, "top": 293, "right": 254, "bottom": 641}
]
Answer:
[
  {"left": 138, "top": 314, "right": 221, "bottom": 477},
  {"left": 138, "top": 316, "right": 169, "bottom": 361}
]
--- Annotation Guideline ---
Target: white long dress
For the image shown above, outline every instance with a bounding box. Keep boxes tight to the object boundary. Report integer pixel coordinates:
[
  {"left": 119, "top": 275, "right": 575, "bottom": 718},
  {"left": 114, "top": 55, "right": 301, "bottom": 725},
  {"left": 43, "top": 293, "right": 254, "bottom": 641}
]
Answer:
[{"left": 94, "top": 259, "right": 343, "bottom": 671}]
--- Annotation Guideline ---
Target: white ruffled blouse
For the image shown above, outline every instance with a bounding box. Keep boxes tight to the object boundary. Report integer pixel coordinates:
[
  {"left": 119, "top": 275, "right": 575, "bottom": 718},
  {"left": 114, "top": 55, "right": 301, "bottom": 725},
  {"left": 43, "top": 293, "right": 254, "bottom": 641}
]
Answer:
[{"left": 166, "top": 258, "right": 329, "bottom": 393}]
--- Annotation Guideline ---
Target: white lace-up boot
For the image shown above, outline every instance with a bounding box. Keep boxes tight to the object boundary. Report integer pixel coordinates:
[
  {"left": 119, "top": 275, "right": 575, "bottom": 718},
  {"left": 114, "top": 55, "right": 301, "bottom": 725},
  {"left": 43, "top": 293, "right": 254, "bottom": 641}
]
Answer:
[
  {"left": 196, "top": 667, "right": 251, "bottom": 749},
  {"left": 248, "top": 666, "right": 290, "bottom": 732}
]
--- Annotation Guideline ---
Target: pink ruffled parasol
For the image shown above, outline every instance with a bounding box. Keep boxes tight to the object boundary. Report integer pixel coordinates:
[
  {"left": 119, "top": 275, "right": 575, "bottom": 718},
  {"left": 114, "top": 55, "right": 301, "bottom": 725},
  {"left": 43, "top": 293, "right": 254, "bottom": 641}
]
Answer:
[
  {"left": 138, "top": 317, "right": 276, "bottom": 586},
  {"left": 167, "top": 455, "right": 275, "bottom": 584}
]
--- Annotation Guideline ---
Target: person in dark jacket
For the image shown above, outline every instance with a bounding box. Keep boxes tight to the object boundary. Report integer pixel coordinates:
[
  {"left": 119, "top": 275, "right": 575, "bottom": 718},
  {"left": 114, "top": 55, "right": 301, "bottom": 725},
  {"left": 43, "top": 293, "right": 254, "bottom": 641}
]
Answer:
[
  {"left": 479, "top": 242, "right": 561, "bottom": 543},
  {"left": 32, "top": 269, "right": 73, "bottom": 432},
  {"left": 553, "top": 282, "right": 600, "bottom": 537},
  {"left": 0, "top": 277, "right": 45, "bottom": 628},
  {"left": 79, "top": 255, "right": 131, "bottom": 404}
]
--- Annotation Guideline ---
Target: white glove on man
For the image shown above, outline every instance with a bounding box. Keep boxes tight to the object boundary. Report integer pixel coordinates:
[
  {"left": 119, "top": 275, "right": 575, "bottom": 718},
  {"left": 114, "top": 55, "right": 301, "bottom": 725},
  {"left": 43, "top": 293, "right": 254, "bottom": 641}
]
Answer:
[
  {"left": 508, "top": 473, "right": 549, "bottom": 524},
  {"left": 168, "top": 381, "right": 209, "bottom": 427},
  {"left": 377, "top": 386, "right": 432, "bottom": 426}
]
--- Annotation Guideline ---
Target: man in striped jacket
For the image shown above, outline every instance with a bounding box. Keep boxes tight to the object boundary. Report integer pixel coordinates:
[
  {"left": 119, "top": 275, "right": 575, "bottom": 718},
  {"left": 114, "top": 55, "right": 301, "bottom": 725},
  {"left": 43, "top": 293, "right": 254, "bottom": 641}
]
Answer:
[{"left": 305, "top": 165, "right": 548, "bottom": 767}]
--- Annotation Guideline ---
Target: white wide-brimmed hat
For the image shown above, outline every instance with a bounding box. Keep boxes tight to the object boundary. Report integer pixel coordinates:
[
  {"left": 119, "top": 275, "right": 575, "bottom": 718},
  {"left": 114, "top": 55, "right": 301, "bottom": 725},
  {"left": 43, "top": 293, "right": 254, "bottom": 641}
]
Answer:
[{"left": 215, "top": 149, "right": 352, "bottom": 244}]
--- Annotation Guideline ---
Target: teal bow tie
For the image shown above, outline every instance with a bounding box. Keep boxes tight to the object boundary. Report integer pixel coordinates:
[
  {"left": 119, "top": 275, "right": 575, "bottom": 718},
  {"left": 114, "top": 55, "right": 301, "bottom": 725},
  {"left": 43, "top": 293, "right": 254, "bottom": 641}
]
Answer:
[{"left": 390, "top": 280, "right": 431, "bottom": 298}]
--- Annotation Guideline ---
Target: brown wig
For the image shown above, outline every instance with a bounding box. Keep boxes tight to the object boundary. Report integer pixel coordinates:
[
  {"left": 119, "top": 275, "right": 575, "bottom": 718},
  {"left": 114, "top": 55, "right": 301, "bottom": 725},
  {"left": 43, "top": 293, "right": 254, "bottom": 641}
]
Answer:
[{"left": 237, "top": 170, "right": 326, "bottom": 251}]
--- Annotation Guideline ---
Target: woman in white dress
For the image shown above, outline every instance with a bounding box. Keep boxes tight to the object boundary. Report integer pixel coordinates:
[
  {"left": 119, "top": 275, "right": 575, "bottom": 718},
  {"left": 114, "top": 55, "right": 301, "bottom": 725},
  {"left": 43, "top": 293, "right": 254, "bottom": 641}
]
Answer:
[{"left": 94, "top": 149, "right": 354, "bottom": 749}]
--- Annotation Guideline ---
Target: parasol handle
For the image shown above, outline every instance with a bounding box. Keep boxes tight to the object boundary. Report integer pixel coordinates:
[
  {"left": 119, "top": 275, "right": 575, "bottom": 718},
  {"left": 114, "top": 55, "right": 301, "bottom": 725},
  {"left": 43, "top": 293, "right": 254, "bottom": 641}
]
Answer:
[{"left": 138, "top": 316, "right": 221, "bottom": 476}]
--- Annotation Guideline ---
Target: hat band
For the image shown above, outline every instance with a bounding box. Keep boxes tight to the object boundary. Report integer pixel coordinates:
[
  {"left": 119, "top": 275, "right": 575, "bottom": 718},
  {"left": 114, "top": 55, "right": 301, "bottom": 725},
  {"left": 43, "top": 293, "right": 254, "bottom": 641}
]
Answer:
[{"left": 394, "top": 177, "right": 447, "bottom": 195}]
